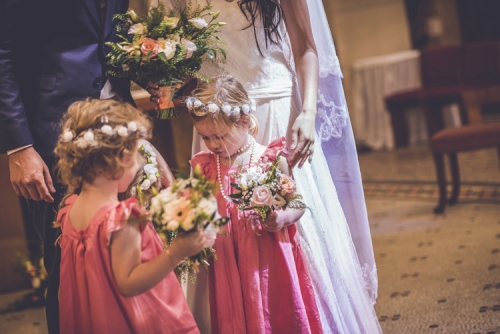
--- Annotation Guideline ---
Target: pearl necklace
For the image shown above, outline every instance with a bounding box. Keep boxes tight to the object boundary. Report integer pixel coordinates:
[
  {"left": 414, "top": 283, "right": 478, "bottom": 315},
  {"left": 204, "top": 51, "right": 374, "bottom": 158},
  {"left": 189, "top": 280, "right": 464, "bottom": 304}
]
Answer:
[
  {"left": 229, "top": 139, "right": 252, "bottom": 159},
  {"left": 217, "top": 137, "right": 255, "bottom": 203}
]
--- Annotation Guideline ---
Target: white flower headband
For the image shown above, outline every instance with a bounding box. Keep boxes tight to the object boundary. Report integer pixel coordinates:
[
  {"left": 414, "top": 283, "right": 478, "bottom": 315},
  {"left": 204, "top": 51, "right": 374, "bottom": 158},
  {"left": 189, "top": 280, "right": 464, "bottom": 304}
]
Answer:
[
  {"left": 185, "top": 97, "right": 256, "bottom": 117},
  {"left": 60, "top": 117, "right": 145, "bottom": 149}
]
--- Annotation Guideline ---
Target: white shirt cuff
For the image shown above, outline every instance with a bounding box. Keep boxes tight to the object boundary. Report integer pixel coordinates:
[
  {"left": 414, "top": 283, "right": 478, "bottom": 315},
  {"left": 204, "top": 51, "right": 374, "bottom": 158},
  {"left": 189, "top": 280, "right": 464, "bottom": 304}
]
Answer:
[{"left": 7, "top": 144, "right": 33, "bottom": 155}]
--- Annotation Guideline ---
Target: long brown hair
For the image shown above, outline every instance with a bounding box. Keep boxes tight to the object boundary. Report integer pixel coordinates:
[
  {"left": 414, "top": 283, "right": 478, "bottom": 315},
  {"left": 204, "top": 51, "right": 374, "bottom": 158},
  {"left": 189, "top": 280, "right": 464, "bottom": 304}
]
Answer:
[{"left": 237, "top": 0, "right": 285, "bottom": 55}]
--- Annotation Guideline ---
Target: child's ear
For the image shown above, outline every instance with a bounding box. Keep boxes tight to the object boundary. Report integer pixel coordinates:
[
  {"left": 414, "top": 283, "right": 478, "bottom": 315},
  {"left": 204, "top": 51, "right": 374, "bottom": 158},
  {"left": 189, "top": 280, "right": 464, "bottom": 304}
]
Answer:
[{"left": 238, "top": 114, "right": 251, "bottom": 128}]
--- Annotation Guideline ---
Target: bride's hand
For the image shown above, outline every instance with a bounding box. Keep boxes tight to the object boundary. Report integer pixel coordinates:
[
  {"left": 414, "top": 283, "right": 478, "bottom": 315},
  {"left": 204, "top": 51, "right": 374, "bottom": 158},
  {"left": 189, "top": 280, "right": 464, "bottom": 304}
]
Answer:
[{"left": 288, "top": 111, "right": 316, "bottom": 168}]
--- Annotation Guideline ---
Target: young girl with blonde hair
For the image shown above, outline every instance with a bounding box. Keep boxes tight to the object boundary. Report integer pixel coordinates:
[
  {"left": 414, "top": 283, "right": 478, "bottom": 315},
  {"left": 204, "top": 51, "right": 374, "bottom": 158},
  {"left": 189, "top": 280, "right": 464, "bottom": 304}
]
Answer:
[
  {"left": 54, "top": 99, "right": 209, "bottom": 333},
  {"left": 188, "top": 75, "right": 322, "bottom": 333}
]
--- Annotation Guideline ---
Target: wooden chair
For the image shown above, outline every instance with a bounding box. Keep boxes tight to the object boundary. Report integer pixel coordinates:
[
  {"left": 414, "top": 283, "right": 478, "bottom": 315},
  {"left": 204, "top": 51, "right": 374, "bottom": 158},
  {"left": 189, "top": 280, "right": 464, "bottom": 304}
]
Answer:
[{"left": 430, "top": 85, "right": 500, "bottom": 213}]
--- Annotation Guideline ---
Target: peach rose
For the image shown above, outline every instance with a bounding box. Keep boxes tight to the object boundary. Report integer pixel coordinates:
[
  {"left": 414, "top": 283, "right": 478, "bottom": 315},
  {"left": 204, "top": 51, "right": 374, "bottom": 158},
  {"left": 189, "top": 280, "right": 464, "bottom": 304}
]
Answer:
[
  {"left": 140, "top": 38, "right": 158, "bottom": 59},
  {"left": 251, "top": 185, "right": 273, "bottom": 207},
  {"left": 280, "top": 174, "right": 296, "bottom": 195}
]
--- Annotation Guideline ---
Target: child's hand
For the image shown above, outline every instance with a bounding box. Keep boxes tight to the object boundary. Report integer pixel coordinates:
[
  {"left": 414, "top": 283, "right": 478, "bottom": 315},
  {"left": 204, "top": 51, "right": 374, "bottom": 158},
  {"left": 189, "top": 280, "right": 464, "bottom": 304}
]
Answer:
[
  {"left": 262, "top": 212, "right": 286, "bottom": 232},
  {"left": 168, "top": 229, "right": 212, "bottom": 262}
]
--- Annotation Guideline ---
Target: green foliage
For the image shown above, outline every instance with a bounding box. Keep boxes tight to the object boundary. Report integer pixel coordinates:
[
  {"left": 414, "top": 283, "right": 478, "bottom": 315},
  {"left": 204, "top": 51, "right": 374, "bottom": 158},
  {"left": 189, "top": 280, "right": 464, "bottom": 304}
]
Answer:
[{"left": 105, "top": 2, "right": 226, "bottom": 89}]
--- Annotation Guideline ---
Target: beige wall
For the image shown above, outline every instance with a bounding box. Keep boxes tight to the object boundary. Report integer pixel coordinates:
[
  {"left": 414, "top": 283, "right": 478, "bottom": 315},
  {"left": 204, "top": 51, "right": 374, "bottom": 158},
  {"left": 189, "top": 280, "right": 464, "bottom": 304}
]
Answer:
[{"left": 323, "top": 0, "right": 412, "bottom": 110}]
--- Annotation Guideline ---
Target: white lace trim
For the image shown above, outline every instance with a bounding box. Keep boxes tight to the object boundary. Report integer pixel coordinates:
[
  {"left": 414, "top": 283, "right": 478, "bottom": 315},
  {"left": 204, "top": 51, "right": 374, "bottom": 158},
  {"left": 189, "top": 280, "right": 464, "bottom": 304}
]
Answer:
[
  {"left": 319, "top": 55, "right": 343, "bottom": 78},
  {"left": 316, "top": 90, "right": 348, "bottom": 142}
]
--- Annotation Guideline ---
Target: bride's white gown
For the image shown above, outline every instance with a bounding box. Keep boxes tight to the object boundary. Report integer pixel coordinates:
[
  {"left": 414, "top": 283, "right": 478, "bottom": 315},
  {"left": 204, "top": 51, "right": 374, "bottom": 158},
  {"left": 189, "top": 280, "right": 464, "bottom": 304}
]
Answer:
[{"left": 165, "top": 0, "right": 382, "bottom": 333}]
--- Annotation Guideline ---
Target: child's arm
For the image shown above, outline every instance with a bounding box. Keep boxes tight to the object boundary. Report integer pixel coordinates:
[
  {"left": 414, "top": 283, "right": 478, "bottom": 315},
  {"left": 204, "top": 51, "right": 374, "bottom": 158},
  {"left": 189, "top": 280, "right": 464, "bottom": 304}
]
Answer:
[
  {"left": 110, "top": 224, "right": 209, "bottom": 297},
  {"left": 262, "top": 156, "right": 305, "bottom": 232}
]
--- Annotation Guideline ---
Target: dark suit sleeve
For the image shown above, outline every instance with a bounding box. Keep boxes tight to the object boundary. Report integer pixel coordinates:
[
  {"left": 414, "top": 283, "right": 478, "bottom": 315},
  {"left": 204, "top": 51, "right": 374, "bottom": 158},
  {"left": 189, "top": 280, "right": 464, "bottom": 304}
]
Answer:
[{"left": 0, "top": 0, "right": 34, "bottom": 153}]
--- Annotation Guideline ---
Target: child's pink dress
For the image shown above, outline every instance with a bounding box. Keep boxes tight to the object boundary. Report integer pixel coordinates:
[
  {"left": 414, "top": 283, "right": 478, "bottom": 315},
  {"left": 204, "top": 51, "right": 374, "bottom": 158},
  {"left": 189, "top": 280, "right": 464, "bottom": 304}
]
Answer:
[
  {"left": 190, "top": 138, "right": 323, "bottom": 334},
  {"left": 57, "top": 195, "right": 199, "bottom": 334}
]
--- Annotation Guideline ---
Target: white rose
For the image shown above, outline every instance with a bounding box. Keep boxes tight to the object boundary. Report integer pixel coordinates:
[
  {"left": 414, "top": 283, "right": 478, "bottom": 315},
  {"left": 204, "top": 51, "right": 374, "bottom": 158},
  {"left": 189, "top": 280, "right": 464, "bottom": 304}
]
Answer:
[
  {"left": 148, "top": 174, "right": 158, "bottom": 183},
  {"left": 144, "top": 143, "right": 153, "bottom": 152},
  {"left": 221, "top": 104, "right": 231, "bottom": 114},
  {"left": 116, "top": 126, "right": 128, "bottom": 137},
  {"left": 149, "top": 157, "right": 157, "bottom": 166},
  {"left": 242, "top": 104, "right": 250, "bottom": 114},
  {"left": 272, "top": 194, "right": 286, "bottom": 209},
  {"left": 194, "top": 100, "right": 202, "bottom": 108},
  {"left": 186, "top": 100, "right": 193, "bottom": 110},
  {"left": 74, "top": 138, "right": 88, "bottom": 149},
  {"left": 166, "top": 220, "right": 179, "bottom": 230},
  {"left": 243, "top": 166, "right": 260, "bottom": 182},
  {"left": 250, "top": 99, "right": 257, "bottom": 112},
  {"left": 233, "top": 106, "right": 241, "bottom": 114},
  {"left": 157, "top": 38, "right": 177, "bottom": 60},
  {"left": 83, "top": 130, "right": 94, "bottom": 142},
  {"left": 150, "top": 196, "right": 162, "bottom": 213},
  {"left": 61, "top": 130, "right": 74, "bottom": 143},
  {"left": 100, "top": 124, "right": 113, "bottom": 135},
  {"left": 128, "top": 23, "right": 146, "bottom": 35},
  {"left": 140, "top": 179, "right": 151, "bottom": 191},
  {"left": 207, "top": 103, "right": 219, "bottom": 114},
  {"left": 159, "top": 188, "right": 176, "bottom": 203},
  {"left": 189, "top": 17, "right": 208, "bottom": 29},
  {"left": 143, "top": 164, "right": 157, "bottom": 176},
  {"left": 127, "top": 121, "right": 137, "bottom": 132},
  {"left": 197, "top": 197, "right": 216, "bottom": 217},
  {"left": 181, "top": 38, "right": 197, "bottom": 59}
]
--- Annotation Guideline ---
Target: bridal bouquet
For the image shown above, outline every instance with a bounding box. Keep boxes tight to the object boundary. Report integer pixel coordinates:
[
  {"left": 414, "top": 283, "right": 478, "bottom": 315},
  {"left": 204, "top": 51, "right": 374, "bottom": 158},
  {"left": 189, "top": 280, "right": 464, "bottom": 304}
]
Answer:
[
  {"left": 229, "top": 151, "right": 306, "bottom": 234},
  {"left": 105, "top": 2, "right": 226, "bottom": 119},
  {"left": 149, "top": 164, "right": 228, "bottom": 282}
]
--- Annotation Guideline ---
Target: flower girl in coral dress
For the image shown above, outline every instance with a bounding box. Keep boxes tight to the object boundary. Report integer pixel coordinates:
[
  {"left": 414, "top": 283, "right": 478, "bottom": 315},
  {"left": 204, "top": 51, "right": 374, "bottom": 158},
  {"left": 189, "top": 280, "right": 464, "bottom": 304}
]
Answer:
[
  {"left": 54, "top": 99, "right": 211, "bottom": 333},
  {"left": 188, "top": 75, "right": 322, "bottom": 334}
]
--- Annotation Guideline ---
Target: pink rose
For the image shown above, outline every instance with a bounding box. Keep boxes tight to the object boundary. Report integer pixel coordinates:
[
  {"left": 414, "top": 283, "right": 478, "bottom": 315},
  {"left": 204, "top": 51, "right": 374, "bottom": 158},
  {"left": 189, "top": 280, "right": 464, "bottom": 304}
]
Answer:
[
  {"left": 280, "top": 174, "right": 296, "bottom": 194},
  {"left": 251, "top": 185, "right": 273, "bottom": 207},
  {"left": 140, "top": 38, "right": 158, "bottom": 59}
]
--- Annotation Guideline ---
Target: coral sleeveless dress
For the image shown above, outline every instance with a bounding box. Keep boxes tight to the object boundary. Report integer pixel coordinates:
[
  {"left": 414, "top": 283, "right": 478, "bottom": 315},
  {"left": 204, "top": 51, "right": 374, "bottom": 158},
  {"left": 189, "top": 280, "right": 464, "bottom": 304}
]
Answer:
[
  {"left": 190, "top": 138, "right": 322, "bottom": 334},
  {"left": 57, "top": 195, "right": 199, "bottom": 334}
]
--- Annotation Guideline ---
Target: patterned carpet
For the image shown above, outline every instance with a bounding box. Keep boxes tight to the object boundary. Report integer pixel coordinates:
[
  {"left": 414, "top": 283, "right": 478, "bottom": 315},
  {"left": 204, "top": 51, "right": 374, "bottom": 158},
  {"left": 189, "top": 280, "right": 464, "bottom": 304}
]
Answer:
[
  {"left": 364, "top": 181, "right": 500, "bottom": 202},
  {"left": 360, "top": 145, "right": 500, "bottom": 333},
  {"left": 370, "top": 198, "right": 500, "bottom": 334}
]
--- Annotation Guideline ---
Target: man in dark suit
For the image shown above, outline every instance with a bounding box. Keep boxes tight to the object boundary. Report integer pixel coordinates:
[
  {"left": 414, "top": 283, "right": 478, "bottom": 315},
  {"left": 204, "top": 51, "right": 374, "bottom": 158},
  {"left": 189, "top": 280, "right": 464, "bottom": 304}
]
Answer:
[{"left": 0, "top": 0, "right": 138, "bottom": 332}]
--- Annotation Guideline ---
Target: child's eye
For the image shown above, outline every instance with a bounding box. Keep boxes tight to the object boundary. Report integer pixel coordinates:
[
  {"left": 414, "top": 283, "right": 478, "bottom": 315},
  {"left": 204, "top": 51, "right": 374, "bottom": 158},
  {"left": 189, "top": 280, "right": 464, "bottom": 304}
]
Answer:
[{"left": 201, "top": 136, "right": 209, "bottom": 141}]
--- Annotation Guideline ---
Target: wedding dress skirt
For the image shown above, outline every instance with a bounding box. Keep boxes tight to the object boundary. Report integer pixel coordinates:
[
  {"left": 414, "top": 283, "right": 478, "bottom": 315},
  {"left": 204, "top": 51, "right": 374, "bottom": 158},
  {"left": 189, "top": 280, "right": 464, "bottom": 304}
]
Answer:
[{"left": 163, "top": 0, "right": 382, "bottom": 332}]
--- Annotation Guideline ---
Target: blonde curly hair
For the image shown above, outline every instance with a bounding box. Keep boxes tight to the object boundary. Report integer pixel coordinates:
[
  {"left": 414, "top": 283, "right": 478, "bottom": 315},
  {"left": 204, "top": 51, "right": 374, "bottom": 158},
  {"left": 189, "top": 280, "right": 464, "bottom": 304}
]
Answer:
[
  {"left": 54, "top": 99, "right": 152, "bottom": 199},
  {"left": 189, "top": 75, "right": 259, "bottom": 137}
]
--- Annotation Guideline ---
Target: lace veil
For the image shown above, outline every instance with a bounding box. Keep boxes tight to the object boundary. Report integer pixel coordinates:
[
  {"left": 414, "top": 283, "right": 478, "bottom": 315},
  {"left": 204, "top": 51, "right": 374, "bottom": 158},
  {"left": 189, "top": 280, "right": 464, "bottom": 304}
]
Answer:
[{"left": 289, "top": 0, "right": 378, "bottom": 302}]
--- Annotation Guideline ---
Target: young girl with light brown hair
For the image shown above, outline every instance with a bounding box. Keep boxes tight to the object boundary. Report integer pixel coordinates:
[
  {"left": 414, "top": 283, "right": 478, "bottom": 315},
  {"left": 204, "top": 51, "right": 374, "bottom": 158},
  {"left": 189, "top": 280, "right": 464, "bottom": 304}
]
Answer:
[
  {"left": 54, "top": 98, "right": 209, "bottom": 333},
  {"left": 188, "top": 75, "right": 323, "bottom": 333}
]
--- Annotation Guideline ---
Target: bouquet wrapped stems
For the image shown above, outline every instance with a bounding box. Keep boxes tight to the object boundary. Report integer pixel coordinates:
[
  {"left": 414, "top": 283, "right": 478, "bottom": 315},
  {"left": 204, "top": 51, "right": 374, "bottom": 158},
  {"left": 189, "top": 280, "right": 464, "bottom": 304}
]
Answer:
[{"left": 155, "top": 83, "right": 179, "bottom": 119}]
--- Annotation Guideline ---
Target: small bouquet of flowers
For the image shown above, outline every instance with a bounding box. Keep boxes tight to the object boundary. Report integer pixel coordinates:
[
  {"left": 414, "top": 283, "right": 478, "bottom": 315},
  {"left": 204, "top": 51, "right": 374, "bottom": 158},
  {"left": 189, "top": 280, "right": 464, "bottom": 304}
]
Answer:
[
  {"left": 149, "top": 164, "right": 228, "bottom": 282},
  {"left": 106, "top": 2, "right": 226, "bottom": 119},
  {"left": 16, "top": 253, "right": 48, "bottom": 306},
  {"left": 229, "top": 151, "right": 306, "bottom": 235}
]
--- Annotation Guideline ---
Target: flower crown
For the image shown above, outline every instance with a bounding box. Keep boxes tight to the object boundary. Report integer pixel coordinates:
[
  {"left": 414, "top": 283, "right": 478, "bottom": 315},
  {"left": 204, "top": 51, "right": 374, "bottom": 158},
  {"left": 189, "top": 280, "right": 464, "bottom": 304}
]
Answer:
[
  {"left": 185, "top": 97, "right": 256, "bottom": 117},
  {"left": 60, "top": 117, "right": 146, "bottom": 149}
]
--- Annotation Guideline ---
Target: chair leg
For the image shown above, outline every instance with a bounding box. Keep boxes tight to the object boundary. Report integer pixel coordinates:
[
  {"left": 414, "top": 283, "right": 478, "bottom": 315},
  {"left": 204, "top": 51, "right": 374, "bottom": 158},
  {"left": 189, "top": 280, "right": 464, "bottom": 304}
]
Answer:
[
  {"left": 389, "top": 108, "right": 409, "bottom": 147},
  {"left": 448, "top": 153, "right": 460, "bottom": 205},
  {"left": 433, "top": 152, "right": 447, "bottom": 214}
]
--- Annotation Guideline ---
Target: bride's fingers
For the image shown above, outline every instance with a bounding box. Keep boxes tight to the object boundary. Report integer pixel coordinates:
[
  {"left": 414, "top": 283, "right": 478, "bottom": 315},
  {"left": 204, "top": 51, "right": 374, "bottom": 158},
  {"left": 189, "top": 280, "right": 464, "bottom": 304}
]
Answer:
[{"left": 298, "top": 142, "right": 314, "bottom": 168}]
